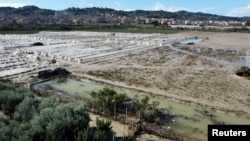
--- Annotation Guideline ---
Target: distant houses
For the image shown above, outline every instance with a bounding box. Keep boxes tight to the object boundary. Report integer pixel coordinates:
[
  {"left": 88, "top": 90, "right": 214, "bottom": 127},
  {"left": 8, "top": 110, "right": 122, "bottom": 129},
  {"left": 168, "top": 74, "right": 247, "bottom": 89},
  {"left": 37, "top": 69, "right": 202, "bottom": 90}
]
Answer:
[{"left": 0, "top": 6, "right": 248, "bottom": 29}]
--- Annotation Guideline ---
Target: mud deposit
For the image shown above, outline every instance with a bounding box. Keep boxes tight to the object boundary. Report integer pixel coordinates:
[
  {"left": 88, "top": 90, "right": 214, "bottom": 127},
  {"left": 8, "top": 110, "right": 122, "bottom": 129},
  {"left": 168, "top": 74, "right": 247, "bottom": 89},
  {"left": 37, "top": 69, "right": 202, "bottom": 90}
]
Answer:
[{"left": 82, "top": 41, "right": 250, "bottom": 117}]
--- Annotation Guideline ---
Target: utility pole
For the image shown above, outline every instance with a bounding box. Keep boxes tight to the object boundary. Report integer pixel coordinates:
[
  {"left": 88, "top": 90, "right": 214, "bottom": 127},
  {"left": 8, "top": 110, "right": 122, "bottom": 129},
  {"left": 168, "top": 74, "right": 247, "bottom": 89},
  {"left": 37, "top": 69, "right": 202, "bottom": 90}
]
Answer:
[
  {"left": 123, "top": 125, "right": 125, "bottom": 141},
  {"left": 114, "top": 102, "right": 116, "bottom": 119},
  {"left": 126, "top": 108, "right": 127, "bottom": 124},
  {"left": 103, "top": 101, "right": 105, "bottom": 116},
  {"left": 113, "top": 132, "right": 115, "bottom": 141},
  {"left": 138, "top": 111, "right": 140, "bottom": 121}
]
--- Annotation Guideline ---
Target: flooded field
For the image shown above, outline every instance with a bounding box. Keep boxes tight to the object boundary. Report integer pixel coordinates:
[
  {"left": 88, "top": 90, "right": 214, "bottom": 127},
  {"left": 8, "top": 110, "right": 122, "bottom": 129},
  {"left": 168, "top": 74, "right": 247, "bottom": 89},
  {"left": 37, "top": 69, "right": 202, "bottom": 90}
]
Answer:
[
  {"left": 2, "top": 31, "right": 250, "bottom": 141},
  {"left": 32, "top": 79, "right": 103, "bottom": 95},
  {"left": 32, "top": 78, "right": 250, "bottom": 141}
]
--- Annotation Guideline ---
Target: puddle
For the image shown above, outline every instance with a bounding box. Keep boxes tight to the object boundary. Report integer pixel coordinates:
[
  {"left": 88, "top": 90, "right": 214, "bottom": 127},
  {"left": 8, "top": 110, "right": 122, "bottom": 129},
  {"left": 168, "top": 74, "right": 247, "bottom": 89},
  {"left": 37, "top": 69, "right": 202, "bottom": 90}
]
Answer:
[
  {"left": 245, "top": 56, "right": 250, "bottom": 67},
  {"left": 32, "top": 79, "right": 105, "bottom": 98},
  {"left": 179, "top": 38, "right": 203, "bottom": 45},
  {"left": 167, "top": 44, "right": 245, "bottom": 67}
]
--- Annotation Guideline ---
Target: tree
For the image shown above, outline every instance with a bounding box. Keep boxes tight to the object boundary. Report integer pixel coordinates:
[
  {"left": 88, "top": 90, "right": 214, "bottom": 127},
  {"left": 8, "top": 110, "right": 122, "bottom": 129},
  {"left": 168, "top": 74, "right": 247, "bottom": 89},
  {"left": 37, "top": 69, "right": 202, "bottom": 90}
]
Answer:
[
  {"left": 141, "top": 96, "right": 150, "bottom": 107},
  {"left": 90, "top": 87, "right": 128, "bottom": 116},
  {"left": 0, "top": 80, "right": 95, "bottom": 141},
  {"left": 143, "top": 100, "right": 161, "bottom": 123},
  {"left": 246, "top": 21, "right": 250, "bottom": 26},
  {"left": 152, "top": 20, "right": 159, "bottom": 27},
  {"left": 131, "top": 96, "right": 161, "bottom": 123},
  {"left": 150, "top": 101, "right": 160, "bottom": 110},
  {"left": 90, "top": 87, "right": 117, "bottom": 115},
  {"left": 236, "top": 66, "right": 250, "bottom": 77},
  {"left": 14, "top": 97, "right": 39, "bottom": 122},
  {"left": 31, "top": 104, "right": 90, "bottom": 141}
]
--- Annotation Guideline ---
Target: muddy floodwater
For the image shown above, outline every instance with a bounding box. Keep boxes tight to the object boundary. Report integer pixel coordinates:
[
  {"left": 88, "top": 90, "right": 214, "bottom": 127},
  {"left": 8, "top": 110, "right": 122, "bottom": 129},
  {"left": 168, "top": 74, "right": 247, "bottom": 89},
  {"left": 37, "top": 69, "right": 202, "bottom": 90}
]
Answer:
[
  {"left": 32, "top": 78, "right": 250, "bottom": 141},
  {"left": 2, "top": 31, "right": 250, "bottom": 141}
]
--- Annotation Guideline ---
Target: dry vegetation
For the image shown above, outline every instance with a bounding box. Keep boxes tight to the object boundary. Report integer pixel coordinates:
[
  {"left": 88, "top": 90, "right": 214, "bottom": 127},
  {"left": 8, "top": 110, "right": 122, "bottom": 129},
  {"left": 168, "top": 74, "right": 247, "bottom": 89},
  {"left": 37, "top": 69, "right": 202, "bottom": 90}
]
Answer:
[{"left": 78, "top": 32, "right": 250, "bottom": 118}]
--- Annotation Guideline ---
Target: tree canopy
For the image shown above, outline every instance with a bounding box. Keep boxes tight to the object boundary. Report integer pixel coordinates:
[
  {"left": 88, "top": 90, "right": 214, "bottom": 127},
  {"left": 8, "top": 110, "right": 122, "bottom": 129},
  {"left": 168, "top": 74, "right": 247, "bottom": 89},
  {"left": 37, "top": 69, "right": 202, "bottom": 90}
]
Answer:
[{"left": 0, "top": 80, "right": 109, "bottom": 141}]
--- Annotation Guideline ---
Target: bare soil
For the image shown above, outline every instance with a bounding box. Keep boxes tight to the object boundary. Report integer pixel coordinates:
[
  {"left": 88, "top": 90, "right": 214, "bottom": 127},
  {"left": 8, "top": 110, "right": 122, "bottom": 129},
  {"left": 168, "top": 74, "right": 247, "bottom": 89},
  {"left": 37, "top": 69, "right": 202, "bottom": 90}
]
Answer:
[
  {"left": 89, "top": 113, "right": 173, "bottom": 141},
  {"left": 76, "top": 32, "right": 250, "bottom": 117},
  {"left": 178, "top": 32, "right": 250, "bottom": 50}
]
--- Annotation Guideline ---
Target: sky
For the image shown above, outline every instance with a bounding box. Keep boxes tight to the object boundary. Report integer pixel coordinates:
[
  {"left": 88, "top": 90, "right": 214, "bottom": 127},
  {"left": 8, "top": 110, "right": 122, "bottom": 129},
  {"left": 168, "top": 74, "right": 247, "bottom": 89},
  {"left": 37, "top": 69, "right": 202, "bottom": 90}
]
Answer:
[{"left": 0, "top": 0, "right": 250, "bottom": 17}]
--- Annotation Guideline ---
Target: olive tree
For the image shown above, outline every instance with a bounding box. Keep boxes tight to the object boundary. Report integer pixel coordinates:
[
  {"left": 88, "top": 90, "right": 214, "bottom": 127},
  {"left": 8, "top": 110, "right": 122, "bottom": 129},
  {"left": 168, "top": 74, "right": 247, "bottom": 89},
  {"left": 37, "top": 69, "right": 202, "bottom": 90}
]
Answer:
[{"left": 31, "top": 103, "right": 90, "bottom": 141}]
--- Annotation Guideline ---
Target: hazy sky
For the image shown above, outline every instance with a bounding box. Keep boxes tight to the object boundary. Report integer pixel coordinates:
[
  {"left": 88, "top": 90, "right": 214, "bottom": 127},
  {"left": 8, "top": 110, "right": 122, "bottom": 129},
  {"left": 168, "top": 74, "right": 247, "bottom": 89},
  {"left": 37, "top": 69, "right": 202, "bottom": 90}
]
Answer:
[{"left": 0, "top": 0, "right": 250, "bottom": 17}]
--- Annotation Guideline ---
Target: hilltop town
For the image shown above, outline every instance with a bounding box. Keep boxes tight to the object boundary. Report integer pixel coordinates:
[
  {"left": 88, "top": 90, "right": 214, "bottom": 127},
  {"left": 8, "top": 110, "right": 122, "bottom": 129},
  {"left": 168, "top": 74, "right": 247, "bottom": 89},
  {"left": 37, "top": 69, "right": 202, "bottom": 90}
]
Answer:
[
  {"left": 1, "top": 5, "right": 250, "bottom": 141},
  {"left": 0, "top": 5, "right": 250, "bottom": 30}
]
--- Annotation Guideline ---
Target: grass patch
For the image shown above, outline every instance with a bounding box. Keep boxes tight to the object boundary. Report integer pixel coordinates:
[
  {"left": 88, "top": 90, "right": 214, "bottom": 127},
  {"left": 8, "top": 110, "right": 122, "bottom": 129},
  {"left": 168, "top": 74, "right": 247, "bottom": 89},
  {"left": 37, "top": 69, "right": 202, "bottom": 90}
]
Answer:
[
  {"left": 0, "top": 24, "right": 180, "bottom": 35},
  {"left": 80, "top": 27, "right": 180, "bottom": 34},
  {"left": 0, "top": 30, "right": 39, "bottom": 34},
  {"left": 56, "top": 77, "right": 67, "bottom": 83},
  {"left": 215, "top": 112, "right": 250, "bottom": 124}
]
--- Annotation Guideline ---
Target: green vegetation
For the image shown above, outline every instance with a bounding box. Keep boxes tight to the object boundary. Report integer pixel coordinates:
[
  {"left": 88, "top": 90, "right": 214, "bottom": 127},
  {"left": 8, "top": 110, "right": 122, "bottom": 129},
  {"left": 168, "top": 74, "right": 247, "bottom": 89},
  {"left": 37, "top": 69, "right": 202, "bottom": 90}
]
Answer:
[
  {"left": 131, "top": 93, "right": 250, "bottom": 141},
  {"left": 90, "top": 87, "right": 164, "bottom": 124},
  {"left": 1, "top": 6, "right": 250, "bottom": 21},
  {"left": 0, "top": 80, "right": 111, "bottom": 141},
  {"left": 56, "top": 77, "right": 67, "bottom": 83},
  {"left": 90, "top": 87, "right": 128, "bottom": 116},
  {"left": 0, "top": 81, "right": 33, "bottom": 116},
  {"left": 236, "top": 66, "right": 250, "bottom": 77},
  {"left": 1, "top": 6, "right": 250, "bottom": 34},
  {"left": 2, "top": 22, "right": 250, "bottom": 35},
  {"left": 131, "top": 96, "right": 161, "bottom": 123},
  {"left": 0, "top": 23, "right": 180, "bottom": 34},
  {"left": 76, "top": 127, "right": 107, "bottom": 141},
  {"left": 32, "top": 78, "right": 250, "bottom": 141},
  {"left": 75, "top": 118, "right": 112, "bottom": 141},
  {"left": 0, "top": 30, "right": 39, "bottom": 34}
]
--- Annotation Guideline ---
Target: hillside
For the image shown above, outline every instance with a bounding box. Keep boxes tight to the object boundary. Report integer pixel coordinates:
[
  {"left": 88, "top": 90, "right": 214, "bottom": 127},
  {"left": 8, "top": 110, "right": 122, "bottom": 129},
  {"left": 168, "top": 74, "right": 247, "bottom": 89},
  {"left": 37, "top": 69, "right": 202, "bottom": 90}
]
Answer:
[
  {"left": 0, "top": 5, "right": 54, "bottom": 16},
  {"left": 67, "top": 7, "right": 248, "bottom": 21},
  {"left": 0, "top": 5, "right": 250, "bottom": 21}
]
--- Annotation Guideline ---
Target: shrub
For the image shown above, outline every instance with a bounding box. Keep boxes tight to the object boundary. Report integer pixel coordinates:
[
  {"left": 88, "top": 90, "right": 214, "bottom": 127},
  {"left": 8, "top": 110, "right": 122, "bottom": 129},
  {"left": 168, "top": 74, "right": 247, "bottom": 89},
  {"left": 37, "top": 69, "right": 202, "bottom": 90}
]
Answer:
[
  {"left": 236, "top": 66, "right": 250, "bottom": 77},
  {"left": 31, "top": 104, "right": 90, "bottom": 141},
  {"left": 75, "top": 127, "right": 107, "bottom": 141},
  {"left": 0, "top": 82, "right": 33, "bottom": 116},
  {"left": 13, "top": 97, "right": 39, "bottom": 122},
  {"left": 96, "top": 117, "right": 112, "bottom": 131},
  {"left": 0, "top": 81, "right": 92, "bottom": 141}
]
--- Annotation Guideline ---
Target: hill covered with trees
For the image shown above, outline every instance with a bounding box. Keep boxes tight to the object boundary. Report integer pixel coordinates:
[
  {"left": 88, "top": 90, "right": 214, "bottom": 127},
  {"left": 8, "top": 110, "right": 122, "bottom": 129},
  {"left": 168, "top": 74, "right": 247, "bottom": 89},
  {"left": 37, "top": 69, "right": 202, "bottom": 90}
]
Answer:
[{"left": 0, "top": 5, "right": 249, "bottom": 21}]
